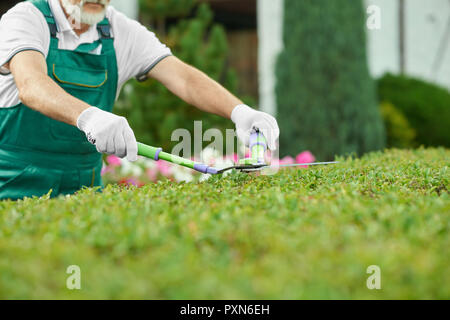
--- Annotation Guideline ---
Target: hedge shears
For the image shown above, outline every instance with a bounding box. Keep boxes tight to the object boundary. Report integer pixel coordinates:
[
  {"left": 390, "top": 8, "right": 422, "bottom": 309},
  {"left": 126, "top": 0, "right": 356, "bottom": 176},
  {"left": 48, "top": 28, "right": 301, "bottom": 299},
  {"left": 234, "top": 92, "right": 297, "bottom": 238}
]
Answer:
[{"left": 137, "top": 129, "right": 338, "bottom": 175}]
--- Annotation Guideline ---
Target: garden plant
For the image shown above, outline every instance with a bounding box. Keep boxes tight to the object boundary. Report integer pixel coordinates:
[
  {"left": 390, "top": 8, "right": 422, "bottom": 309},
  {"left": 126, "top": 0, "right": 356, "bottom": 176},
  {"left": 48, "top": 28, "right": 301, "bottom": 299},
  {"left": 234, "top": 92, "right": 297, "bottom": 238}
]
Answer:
[
  {"left": 276, "top": 0, "right": 386, "bottom": 159},
  {"left": 0, "top": 148, "right": 448, "bottom": 299}
]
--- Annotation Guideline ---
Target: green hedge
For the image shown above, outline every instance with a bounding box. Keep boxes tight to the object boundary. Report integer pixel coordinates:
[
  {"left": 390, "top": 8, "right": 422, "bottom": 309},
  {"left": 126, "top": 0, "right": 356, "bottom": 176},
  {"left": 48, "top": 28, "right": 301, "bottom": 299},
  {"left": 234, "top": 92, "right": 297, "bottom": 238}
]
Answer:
[
  {"left": 1, "top": 148, "right": 449, "bottom": 299},
  {"left": 380, "top": 102, "right": 416, "bottom": 148},
  {"left": 276, "top": 0, "right": 385, "bottom": 160},
  {"left": 378, "top": 73, "right": 450, "bottom": 148}
]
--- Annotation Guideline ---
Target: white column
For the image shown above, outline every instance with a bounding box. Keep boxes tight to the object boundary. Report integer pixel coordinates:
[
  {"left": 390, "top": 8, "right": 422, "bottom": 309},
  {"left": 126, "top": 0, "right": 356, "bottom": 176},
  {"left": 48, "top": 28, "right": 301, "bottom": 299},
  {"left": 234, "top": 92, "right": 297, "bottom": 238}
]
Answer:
[
  {"left": 257, "top": 0, "right": 284, "bottom": 116},
  {"left": 110, "top": 0, "right": 138, "bottom": 20},
  {"left": 405, "top": 0, "right": 450, "bottom": 89},
  {"left": 365, "top": 0, "right": 450, "bottom": 90},
  {"left": 365, "top": 0, "right": 400, "bottom": 78}
]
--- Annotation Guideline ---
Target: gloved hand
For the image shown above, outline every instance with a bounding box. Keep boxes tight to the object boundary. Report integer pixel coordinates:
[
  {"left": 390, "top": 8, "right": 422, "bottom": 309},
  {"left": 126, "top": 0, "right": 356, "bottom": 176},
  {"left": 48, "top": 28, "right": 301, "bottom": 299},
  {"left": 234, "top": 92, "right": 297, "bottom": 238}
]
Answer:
[
  {"left": 231, "top": 104, "right": 280, "bottom": 150},
  {"left": 77, "top": 107, "right": 138, "bottom": 162}
]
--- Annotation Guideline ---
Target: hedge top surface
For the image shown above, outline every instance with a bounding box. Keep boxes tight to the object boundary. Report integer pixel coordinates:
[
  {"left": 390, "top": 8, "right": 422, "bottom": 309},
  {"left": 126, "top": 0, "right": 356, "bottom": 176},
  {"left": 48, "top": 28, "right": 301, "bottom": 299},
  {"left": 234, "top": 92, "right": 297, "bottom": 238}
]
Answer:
[{"left": 0, "top": 148, "right": 449, "bottom": 299}]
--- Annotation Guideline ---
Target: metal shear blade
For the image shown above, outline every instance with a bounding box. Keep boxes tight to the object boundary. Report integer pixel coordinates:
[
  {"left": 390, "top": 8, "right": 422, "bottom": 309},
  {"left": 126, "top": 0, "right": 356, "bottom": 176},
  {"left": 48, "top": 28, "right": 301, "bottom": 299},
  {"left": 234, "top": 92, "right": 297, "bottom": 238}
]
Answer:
[
  {"left": 216, "top": 164, "right": 268, "bottom": 174},
  {"left": 216, "top": 161, "right": 339, "bottom": 174}
]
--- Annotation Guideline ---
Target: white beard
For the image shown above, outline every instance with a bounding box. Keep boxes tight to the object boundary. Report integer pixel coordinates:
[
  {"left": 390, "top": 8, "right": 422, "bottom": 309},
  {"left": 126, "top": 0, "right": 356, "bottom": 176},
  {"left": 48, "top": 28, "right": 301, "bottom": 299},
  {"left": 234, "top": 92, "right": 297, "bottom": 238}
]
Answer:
[{"left": 60, "top": 0, "right": 109, "bottom": 26}]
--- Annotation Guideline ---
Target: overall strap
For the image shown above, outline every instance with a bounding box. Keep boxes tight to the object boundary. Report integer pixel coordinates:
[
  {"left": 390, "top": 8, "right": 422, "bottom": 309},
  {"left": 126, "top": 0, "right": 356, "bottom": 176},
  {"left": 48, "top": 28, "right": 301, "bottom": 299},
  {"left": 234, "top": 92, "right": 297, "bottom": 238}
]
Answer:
[
  {"left": 29, "top": 0, "right": 57, "bottom": 36},
  {"left": 97, "top": 18, "right": 112, "bottom": 40},
  {"left": 96, "top": 17, "right": 114, "bottom": 54},
  {"left": 28, "top": 0, "right": 53, "bottom": 21}
]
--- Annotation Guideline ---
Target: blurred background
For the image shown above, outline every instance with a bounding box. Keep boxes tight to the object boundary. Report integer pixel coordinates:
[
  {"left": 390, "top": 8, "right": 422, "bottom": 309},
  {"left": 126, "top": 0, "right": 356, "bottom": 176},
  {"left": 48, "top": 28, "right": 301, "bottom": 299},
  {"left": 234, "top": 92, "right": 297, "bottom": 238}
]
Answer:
[{"left": 1, "top": 0, "right": 449, "bottom": 161}]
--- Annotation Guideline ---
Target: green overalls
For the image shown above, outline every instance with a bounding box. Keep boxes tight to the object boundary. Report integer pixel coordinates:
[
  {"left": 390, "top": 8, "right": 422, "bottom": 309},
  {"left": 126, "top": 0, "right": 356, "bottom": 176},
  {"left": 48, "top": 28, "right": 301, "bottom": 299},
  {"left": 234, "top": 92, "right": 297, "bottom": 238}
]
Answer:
[{"left": 0, "top": 0, "right": 118, "bottom": 200}]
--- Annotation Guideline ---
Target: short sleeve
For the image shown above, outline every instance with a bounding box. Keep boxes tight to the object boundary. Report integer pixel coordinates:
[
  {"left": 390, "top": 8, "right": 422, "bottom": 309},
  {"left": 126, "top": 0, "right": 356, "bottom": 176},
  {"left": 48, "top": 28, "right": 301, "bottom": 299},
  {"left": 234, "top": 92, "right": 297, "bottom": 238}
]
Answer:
[
  {"left": 0, "top": 2, "right": 49, "bottom": 75},
  {"left": 107, "top": 6, "right": 172, "bottom": 87}
]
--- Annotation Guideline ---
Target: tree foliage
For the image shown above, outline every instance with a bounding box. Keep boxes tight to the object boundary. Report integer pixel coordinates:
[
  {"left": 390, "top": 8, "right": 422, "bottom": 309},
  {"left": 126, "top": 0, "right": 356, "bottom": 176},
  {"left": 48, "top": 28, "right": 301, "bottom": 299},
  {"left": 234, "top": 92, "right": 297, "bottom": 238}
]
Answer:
[
  {"left": 116, "top": 3, "right": 242, "bottom": 153},
  {"left": 276, "top": 0, "right": 385, "bottom": 159}
]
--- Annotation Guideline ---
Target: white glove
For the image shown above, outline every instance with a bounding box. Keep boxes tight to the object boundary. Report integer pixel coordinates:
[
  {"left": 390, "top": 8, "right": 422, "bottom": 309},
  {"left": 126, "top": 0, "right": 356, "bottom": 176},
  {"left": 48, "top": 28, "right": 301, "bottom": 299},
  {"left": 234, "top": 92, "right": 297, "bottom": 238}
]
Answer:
[
  {"left": 77, "top": 107, "right": 138, "bottom": 162},
  {"left": 231, "top": 104, "right": 280, "bottom": 150}
]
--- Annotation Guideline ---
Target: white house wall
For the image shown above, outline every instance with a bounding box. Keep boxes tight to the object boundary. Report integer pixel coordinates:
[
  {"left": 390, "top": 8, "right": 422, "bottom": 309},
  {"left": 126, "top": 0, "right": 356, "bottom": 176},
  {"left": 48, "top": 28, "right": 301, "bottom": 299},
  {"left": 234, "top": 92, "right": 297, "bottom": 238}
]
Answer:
[
  {"left": 405, "top": 0, "right": 450, "bottom": 88},
  {"left": 365, "top": 0, "right": 401, "bottom": 77},
  {"left": 366, "top": 0, "right": 450, "bottom": 89},
  {"left": 257, "top": 0, "right": 284, "bottom": 115},
  {"left": 258, "top": 0, "right": 450, "bottom": 116}
]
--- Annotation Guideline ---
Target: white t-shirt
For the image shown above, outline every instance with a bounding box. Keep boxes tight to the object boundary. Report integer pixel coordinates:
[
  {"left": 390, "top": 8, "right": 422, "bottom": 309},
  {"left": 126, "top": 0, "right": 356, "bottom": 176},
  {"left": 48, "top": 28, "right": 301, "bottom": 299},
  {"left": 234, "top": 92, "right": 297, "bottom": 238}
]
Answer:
[{"left": 0, "top": 0, "right": 172, "bottom": 107}]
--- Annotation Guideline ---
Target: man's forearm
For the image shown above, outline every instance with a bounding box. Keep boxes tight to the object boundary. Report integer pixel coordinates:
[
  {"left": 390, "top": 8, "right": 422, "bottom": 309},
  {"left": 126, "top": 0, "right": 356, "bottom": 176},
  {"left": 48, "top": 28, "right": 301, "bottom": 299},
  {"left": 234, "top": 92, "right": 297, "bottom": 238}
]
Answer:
[
  {"left": 18, "top": 75, "right": 91, "bottom": 126},
  {"left": 150, "top": 57, "right": 243, "bottom": 119},
  {"left": 181, "top": 65, "right": 242, "bottom": 119},
  {"left": 10, "top": 51, "right": 89, "bottom": 126}
]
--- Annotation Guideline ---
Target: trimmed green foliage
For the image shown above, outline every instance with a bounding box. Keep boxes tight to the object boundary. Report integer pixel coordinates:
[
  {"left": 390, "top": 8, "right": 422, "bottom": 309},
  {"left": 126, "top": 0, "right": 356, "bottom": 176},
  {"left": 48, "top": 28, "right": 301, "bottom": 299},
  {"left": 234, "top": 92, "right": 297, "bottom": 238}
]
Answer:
[
  {"left": 276, "top": 0, "right": 385, "bottom": 160},
  {"left": 378, "top": 73, "right": 450, "bottom": 148},
  {"left": 0, "top": 149, "right": 449, "bottom": 299},
  {"left": 380, "top": 102, "right": 416, "bottom": 148}
]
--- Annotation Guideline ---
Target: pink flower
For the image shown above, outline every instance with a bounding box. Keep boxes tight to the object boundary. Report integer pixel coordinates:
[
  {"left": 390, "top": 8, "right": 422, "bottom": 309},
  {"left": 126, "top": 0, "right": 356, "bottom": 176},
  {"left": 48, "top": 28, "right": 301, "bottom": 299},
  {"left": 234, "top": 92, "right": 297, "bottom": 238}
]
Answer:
[
  {"left": 119, "top": 178, "right": 142, "bottom": 187},
  {"left": 121, "top": 177, "right": 145, "bottom": 187},
  {"left": 156, "top": 161, "right": 172, "bottom": 177},
  {"left": 296, "top": 151, "right": 315, "bottom": 168},
  {"left": 101, "top": 165, "right": 111, "bottom": 176},
  {"left": 207, "top": 158, "right": 216, "bottom": 166},
  {"left": 225, "top": 153, "right": 239, "bottom": 163},
  {"left": 280, "top": 156, "right": 295, "bottom": 165},
  {"left": 126, "top": 178, "right": 140, "bottom": 186},
  {"left": 107, "top": 155, "right": 122, "bottom": 167},
  {"left": 146, "top": 168, "right": 157, "bottom": 182}
]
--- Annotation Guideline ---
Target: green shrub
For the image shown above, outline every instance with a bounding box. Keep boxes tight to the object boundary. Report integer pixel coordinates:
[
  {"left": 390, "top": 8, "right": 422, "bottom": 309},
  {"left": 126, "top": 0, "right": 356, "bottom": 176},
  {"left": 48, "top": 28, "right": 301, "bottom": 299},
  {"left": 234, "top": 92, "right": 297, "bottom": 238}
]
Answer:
[
  {"left": 275, "top": 0, "right": 385, "bottom": 160},
  {"left": 380, "top": 102, "right": 416, "bottom": 148},
  {"left": 0, "top": 148, "right": 449, "bottom": 299},
  {"left": 377, "top": 73, "right": 450, "bottom": 148}
]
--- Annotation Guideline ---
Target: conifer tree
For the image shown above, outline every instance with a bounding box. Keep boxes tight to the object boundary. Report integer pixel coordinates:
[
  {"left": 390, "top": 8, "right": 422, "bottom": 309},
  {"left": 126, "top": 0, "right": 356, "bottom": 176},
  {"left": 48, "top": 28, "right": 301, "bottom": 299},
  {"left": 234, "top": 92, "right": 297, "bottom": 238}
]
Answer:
[{"left": 276, "top": 0, "right": 385, "bottom": 159}]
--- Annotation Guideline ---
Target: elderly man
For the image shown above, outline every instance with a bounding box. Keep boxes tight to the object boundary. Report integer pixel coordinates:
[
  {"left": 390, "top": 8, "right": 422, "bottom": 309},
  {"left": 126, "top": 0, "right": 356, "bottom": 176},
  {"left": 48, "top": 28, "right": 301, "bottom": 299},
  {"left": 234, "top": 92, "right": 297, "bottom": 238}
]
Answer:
[{"left": 0, "top": 0, "right": 279, "bottom": 200}]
